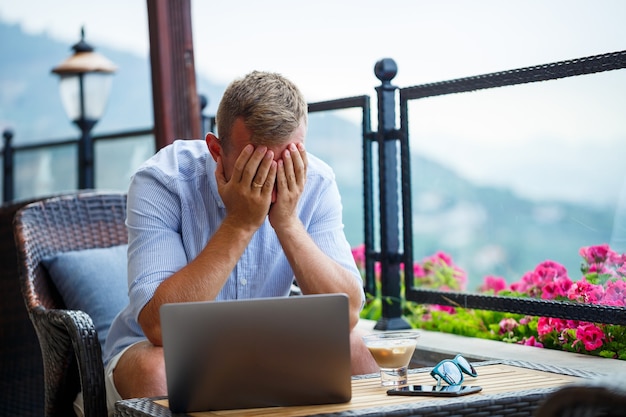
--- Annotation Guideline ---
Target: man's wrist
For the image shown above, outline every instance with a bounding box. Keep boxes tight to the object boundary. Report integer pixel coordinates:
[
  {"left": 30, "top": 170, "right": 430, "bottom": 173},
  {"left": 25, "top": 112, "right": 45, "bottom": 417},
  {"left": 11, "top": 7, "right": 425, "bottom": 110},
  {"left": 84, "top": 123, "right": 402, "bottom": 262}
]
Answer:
[
  {"left": 221, "top": 215, "right": 262, "bottom": 237},
  {"left": 272, "top": 216, "right": 304, "bottom": 240}
]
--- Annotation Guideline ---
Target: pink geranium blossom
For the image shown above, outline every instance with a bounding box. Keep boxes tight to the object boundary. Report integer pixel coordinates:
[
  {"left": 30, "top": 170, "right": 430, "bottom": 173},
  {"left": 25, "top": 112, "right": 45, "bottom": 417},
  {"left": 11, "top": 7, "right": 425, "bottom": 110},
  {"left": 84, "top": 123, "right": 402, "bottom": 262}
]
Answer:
[
  {"left": 541, "top": 276, "right": 573, "bottom": 300},
  {"left": 351, "top": 244, "right": 366, "bottom": 270},
  {"left": 600, "top": 280, "right": 626, "bottom": 306},
  {"left": 431, "top": 304, "right": 456, "bottom": 314},
  {"left": 413, "top": 262, "right": 426, "bottom": 278},
  {"left": 519, "top": 336, "right": 544, "bottom": 348},
  {"left": 499, "top": 318, "right": 518, "bottom": 335},
  {"left": 535, "top": 261, "right": 568, "bottom": 280},
  {"left": 579, "top": 244, "right": 610, "bottom": 264},
  {"left": 567, "top": 279, "right": 604, "bottom": 304},
  {"left": 575, "top": 323, "right": 605, "bottom": 351},
  {"left": 537, "top": 317, "right": 576, "bottom": 336},
  {"left": 479, "top": 275, "right": 507, "bottom": 294}
]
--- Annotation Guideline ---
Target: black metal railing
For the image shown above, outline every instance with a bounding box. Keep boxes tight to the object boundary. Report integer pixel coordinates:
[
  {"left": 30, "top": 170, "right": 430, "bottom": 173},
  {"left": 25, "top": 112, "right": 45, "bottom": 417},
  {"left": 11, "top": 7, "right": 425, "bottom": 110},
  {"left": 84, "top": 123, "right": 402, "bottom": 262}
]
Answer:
[
  {"left": 1, "top": 127, "right": 154, "bottom": 203},
  {"left": 397, "top": 50, "right": 626, "bottom": 326}
]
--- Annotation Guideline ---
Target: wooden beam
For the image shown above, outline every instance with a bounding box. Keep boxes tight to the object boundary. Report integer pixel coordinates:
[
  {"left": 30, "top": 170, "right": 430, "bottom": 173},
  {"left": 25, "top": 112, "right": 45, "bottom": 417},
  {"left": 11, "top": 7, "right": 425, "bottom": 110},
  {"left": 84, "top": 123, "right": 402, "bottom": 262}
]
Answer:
[{"left": 147, "top": 0, "right": 201, "bottom": 149}]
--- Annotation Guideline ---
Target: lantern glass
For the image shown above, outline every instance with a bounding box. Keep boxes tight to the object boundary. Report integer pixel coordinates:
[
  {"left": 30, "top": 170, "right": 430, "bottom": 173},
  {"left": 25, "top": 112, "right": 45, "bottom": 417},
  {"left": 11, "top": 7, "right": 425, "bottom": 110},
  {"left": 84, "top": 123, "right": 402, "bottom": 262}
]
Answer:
[{"left": 58, "top": 72, "right": 113, "bottom": 123}]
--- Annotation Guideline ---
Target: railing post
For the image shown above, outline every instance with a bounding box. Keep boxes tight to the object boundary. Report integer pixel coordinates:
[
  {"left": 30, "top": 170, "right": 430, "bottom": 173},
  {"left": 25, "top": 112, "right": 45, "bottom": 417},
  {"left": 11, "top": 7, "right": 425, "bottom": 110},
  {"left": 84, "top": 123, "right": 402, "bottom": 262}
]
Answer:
[
  {"left": 3, "top": 128, "right": 14, "bottom": 203},
  {"left": 373, "top": 59, "right": 411, "bottom": 330}
]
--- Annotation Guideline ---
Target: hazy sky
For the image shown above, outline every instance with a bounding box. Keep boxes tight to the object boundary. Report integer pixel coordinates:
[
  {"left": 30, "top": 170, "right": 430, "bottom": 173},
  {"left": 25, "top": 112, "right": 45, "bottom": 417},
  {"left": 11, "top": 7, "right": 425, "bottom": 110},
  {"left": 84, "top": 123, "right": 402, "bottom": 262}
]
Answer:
[
  {"left": 1, "top": 0, "right": 624, "bottom": 100},
  {"left": 1, "top": 0, "right": 625, "bottom": 205}
]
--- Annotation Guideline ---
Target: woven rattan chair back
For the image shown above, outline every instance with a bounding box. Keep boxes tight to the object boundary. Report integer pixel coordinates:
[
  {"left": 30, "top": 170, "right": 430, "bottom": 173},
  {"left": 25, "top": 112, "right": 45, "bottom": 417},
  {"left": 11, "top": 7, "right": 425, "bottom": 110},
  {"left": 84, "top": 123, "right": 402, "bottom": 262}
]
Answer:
[{"left": 14, "top": 192, "right": 127, "bottom": 417}]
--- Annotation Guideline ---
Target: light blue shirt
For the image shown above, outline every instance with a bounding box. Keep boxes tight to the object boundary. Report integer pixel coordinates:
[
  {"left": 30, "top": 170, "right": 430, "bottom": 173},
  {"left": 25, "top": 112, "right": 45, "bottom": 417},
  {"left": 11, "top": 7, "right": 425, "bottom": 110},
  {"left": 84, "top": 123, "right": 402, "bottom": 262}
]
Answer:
[{"left": 103, "top": 139, "right": 363, "bottom": 366}]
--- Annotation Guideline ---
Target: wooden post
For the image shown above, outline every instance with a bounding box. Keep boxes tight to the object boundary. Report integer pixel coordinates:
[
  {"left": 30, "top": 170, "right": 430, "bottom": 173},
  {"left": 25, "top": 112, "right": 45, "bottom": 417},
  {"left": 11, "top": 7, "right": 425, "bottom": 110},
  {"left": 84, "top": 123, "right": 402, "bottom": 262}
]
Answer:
[{"left": 147, "top": 0, "right": 201, "bottom": 149}]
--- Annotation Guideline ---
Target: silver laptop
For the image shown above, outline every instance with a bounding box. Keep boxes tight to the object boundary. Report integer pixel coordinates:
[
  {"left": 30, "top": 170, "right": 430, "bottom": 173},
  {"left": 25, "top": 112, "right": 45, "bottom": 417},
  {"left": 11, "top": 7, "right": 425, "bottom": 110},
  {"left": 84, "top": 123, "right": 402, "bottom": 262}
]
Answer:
[{"left": 160, "top": 294, "right": 352, "bottom": 413}]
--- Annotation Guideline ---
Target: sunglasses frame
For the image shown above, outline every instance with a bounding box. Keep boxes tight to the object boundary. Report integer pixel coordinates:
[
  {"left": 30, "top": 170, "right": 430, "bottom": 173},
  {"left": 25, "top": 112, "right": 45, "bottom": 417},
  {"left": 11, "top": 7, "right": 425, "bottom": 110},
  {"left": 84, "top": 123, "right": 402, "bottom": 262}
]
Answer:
[{"left": 430, "top": 354, "right": 478, "bottom": 386}]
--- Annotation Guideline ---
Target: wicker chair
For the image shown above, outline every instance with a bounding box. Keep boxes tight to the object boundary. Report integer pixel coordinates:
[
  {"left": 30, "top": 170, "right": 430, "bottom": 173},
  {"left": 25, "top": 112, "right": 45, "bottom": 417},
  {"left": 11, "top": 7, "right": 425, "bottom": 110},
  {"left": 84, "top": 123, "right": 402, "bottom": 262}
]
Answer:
[
  {"left": 14, "top": 192, "right": 128, "bottom": 417},
  {"left": 0, "top": 196, "right": 46, "bottom": 417}
]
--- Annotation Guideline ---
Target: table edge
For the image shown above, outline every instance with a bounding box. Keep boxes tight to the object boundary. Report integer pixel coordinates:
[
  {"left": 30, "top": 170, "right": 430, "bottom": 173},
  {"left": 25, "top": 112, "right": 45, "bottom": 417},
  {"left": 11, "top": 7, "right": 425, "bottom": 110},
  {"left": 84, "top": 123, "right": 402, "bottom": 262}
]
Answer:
[{"left": 114, "top": 359, "right": 604, "bottom": 417}]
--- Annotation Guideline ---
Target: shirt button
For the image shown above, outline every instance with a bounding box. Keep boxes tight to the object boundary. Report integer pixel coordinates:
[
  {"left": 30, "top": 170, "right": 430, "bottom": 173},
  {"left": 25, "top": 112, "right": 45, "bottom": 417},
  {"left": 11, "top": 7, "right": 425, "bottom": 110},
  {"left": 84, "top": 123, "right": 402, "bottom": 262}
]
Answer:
[{"left": 241, "top": 278, "right": 247, "bottom": 286}]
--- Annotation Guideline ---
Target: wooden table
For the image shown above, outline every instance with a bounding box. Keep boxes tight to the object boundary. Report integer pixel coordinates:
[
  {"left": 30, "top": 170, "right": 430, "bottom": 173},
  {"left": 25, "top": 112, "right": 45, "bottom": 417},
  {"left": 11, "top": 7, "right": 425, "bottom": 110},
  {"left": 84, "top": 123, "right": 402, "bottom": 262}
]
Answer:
[{"left": 114, "top": 361, "right": 599, "bottom": 417}]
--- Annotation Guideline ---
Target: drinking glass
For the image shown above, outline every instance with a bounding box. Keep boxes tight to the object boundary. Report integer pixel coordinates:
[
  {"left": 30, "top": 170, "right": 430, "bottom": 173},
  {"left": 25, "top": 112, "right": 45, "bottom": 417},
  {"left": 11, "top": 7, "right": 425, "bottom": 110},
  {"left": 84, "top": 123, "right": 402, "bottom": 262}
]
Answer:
[{"left": 362, "top": 331, "right": 420, "bottom": 386}]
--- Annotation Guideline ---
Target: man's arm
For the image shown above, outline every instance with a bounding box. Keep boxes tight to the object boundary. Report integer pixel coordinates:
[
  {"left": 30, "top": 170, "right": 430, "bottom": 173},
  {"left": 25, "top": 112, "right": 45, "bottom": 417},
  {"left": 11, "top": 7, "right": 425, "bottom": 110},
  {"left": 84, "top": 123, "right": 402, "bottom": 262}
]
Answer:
[
  {"left": 269, "top": 143, "right": 363, "bottom": 328},
  {"left": 138, "top": 145, "right": 277, "bottom": 345},
  {"left": 275, "top": 221, "right": 364, "bottom": 328}
]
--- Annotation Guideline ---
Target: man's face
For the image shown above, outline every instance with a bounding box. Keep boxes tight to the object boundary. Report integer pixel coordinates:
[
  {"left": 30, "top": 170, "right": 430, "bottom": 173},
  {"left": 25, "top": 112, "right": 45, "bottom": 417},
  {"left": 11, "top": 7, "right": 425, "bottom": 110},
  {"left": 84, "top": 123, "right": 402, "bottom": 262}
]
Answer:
[
  {"left": 211, "top": 117, "right": 306, "bottom": 181},
  {"left": 207, "top": 117, "right": 306, "bottom": 203}
]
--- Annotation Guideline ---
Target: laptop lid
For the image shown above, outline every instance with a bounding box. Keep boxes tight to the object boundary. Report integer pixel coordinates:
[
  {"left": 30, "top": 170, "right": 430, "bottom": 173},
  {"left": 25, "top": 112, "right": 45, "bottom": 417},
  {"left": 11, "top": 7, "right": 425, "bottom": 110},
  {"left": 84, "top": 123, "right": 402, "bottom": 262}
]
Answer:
[{"left": 160, "top": 293, "right": 352, "bottom": 413}]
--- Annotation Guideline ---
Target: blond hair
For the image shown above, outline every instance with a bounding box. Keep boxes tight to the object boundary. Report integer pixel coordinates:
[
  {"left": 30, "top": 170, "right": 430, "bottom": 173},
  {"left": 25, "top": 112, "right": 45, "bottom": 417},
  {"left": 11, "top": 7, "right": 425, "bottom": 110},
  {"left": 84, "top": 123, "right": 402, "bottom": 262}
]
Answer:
[{"left": 216, "top": 71, "right": 307, "bottom": 149}]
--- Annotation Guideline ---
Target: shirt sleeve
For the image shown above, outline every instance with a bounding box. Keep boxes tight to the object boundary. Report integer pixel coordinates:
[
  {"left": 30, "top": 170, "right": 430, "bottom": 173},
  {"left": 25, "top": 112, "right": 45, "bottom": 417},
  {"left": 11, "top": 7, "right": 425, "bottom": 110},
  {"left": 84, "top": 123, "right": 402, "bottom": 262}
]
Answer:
[{"left": 125, "top": 166, "right": 190, "bottom": 322}]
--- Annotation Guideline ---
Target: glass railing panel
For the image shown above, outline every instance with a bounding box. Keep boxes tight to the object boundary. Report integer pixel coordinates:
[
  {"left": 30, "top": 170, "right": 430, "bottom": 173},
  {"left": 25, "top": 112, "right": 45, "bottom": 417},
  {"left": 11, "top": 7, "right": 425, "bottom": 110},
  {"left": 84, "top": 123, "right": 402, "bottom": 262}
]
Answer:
[
  {"left": 13, "top": 144, "right": 77, "bottom": 201},
  {"left": 95, "top": 134, "right": 155, "bottom": 192},
  {"left": 406, "top": 70, "right": 626, "bottom": 292},
  {"left": 307, "top": 109, "right": 365, "bottom": 247}
]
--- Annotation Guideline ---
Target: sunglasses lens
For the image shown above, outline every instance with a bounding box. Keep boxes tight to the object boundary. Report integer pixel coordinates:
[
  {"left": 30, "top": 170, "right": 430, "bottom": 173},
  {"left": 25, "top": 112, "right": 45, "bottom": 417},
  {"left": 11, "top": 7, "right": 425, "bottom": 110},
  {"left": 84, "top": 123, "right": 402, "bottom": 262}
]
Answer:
[
  {"left": 455, "top": 355, "right": 477, "bottom": 377},
  {"left": 439, "top": 361, "right": 463, "bottom": 385}
]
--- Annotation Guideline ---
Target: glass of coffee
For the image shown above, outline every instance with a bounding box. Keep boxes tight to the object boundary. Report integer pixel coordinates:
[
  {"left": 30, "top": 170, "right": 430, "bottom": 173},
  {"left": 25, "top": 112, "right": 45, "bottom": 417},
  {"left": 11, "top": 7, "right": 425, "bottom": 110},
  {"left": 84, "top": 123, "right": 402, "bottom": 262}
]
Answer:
[{"left": 362, "top": 331, "right": 420, "bottom": 386}]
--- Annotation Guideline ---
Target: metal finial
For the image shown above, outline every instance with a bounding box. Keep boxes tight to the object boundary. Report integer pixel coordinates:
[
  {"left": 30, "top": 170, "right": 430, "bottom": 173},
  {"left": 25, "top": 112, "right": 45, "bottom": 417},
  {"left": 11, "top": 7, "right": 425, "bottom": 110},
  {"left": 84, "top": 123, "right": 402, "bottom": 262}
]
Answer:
[
  {"left": 2, "top": 128, "right": 13, "bottom": 142},
  {"left": 72, "top": 26, "right": 94, "bottom": 53},
  {"left": 374, "top": 58, "right": 398, "bottom": 83}
]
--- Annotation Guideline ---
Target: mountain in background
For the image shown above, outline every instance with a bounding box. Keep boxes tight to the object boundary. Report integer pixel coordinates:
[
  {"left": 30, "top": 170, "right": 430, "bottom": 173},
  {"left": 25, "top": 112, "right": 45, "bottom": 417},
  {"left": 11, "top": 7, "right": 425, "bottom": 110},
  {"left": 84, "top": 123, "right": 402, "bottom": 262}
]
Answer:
[
  {"left": 0, "top": 20, "right": 615, "bottom": 289},
  {"left": 306, "top": 113, "right": 614, "bottom": 289}
]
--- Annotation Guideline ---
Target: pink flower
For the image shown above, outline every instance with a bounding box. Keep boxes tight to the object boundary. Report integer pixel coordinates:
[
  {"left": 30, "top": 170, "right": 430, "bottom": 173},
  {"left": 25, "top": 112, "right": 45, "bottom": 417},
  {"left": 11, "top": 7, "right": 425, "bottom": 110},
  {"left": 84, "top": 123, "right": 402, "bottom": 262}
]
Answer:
[
  {"left": 567, "top": 279, "right": 604, "bottom": 304},
  {"left": 535, "top": 261, "right": 568, "bottom": 280},
  {"left": 413, "top": 262, "right": 426, "bottom": 278},
  {"left": 431, "top": 304, "right": 456, "bottom": 314},
  {"left": 511, "top": 271, "right": 542, "bottom": 297},
  {"left": 432, "top": 251, "right": 453, "bottom": 266},
  {"left": 600, "top": 280, "right": 626, "bottom": 306},
  {"left": 575, "top": 323, "right": 605, "bottom": 351},
  {"left": 579, "top": 244, "right": 610, "bottom": 264},
  {"left": 587, "top": 263, "right": 610, "bottom": 275},
  {"left": 536, "top": 317, "right": 553, "bottom": 336},
  {"left": 541, "top": 276, "right": 573, "bottom": 300},
  {"left": 479, "top": 275, "right": 507, "bottom": 294},
  {"left": 537, "top": 317, "right": 573, "bottom": 336},
  {"left": 351, "top": 244, "right": 366, "bottom": 269},
  {"left": 519, "top": 336, "right": 544, "bottom": 348},
  {"left": 453, "top": 266, "right": 468, "bottom": 290},
  {"left": 608, "top": 251, "right": 626, "bottom": 265},
  {"left": 499, "top": 318, "right": 518, "bottom": 334},
  {"left": 415, "top": 252, "right": 467, "bottom": 291}
]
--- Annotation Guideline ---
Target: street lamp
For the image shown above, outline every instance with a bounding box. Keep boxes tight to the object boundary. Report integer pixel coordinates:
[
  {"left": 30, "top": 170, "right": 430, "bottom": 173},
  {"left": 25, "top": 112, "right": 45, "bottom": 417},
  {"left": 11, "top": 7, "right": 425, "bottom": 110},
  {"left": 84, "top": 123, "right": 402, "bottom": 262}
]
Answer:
[{"left": 52, "top": 27, "right": 116, "bottom": 189}]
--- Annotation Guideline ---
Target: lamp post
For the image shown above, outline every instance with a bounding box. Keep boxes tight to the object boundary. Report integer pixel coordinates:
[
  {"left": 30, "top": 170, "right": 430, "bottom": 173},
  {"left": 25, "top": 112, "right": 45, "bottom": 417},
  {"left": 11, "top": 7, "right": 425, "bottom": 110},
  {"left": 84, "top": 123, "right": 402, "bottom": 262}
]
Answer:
[{"left": 52, "top": 27, "right": 116, "bottom": 189}]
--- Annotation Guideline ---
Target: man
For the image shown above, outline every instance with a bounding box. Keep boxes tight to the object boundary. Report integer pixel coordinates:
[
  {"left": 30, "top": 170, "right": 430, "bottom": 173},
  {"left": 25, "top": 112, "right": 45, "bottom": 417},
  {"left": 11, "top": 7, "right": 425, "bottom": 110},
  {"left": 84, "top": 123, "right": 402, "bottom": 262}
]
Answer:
[{"left": 102, "top": 71, "right": 378, "bottom": 412}]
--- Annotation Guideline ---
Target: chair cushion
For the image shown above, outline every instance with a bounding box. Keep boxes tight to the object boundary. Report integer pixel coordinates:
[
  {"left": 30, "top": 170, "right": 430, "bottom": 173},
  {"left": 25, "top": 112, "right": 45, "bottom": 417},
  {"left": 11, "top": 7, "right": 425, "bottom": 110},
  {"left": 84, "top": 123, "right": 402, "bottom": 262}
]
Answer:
[{"left": 42, "top": 244, "right": 129, "bottom": 347}]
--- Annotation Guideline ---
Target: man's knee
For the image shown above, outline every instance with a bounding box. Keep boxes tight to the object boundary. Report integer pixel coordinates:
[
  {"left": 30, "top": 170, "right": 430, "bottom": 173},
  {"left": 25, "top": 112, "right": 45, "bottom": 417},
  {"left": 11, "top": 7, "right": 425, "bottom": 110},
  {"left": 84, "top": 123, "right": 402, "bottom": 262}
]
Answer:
[{"left": 113, "top": 341, "right": 167, "bottom": 399}]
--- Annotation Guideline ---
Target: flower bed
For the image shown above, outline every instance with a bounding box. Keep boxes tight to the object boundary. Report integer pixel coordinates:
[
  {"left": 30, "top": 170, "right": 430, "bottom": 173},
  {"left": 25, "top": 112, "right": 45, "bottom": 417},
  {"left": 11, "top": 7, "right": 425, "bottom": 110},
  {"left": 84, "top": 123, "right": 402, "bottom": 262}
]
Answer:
[{"left": 354, "top": 244, "right": 626, "bottom": 360}]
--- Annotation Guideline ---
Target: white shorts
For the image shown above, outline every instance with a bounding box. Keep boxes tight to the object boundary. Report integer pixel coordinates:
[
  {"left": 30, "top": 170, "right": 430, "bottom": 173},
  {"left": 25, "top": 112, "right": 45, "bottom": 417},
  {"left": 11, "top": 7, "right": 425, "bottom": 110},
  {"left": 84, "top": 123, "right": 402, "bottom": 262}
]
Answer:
[{"left": 74, "top": 342, "right": 141, "bottom": 417}]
